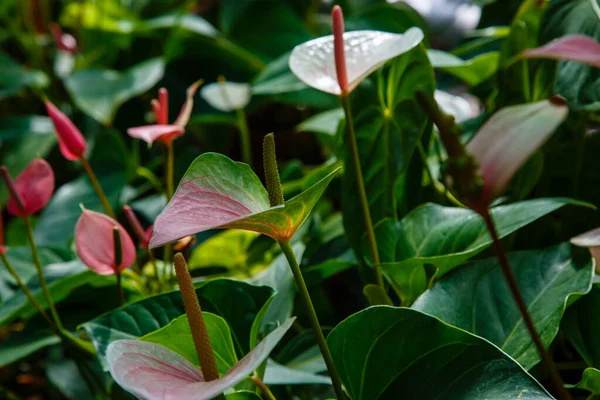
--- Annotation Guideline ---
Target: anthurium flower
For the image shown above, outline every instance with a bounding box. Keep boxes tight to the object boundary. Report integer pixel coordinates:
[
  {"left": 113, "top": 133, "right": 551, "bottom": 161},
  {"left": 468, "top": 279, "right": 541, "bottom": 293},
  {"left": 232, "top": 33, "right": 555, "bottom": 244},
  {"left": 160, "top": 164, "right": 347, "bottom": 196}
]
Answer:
[
  {"left": 106, "top": 318, "right": 294, "bottom": 400},
  {"left": 75, "top": 209, "right": 136, "bottom": 275},
  {"left": 466, "top": 97, "right": 568, "bottom": 208},
  {"left": 45, "top": 100, "right": 87, "bottom": 160},
  {"left": 4, "top": 159, "right": 54, "bottom": 217},
  {"left": 49, "top": 23, "right": 77, "bottom": 53},
  {"left": 127, "top": 81, "right": 201, "bottom": 146},
  {"left": 521, "top": 35, "right": 600, "bottom": 69},
  {"left": 150, "top": 153, "right": 339, "bottom": 247},
  {"left": 200, "top": 81, "right": 252, "bottom": 112},
  {"left": 571, "top": 227, "right": 600, "bottom": 268},
  {"left": 288, "top": 6, "right": 424, "bottom": 96}
]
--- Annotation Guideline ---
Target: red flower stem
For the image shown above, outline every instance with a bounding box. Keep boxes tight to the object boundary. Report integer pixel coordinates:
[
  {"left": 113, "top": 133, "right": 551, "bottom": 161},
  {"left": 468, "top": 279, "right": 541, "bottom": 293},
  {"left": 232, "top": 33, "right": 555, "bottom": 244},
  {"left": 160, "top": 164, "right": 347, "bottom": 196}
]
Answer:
[
  {"left": 23, "top": 215, "right": 64, "bottom": 331},
  {"left": 480, "top": 209, "right": 572, "bottom": 400},
  {"left": 279, "top": 240, "right": 346, "bottom": 399},
  {"left": 80, "top": 157, "right": 115, "bottom": 218},
  {"left": 250, "top": 375, "right": 277, "bottom": 400},
  {"left": 0, "top": 252, "right": 54, "bottom": 329}
]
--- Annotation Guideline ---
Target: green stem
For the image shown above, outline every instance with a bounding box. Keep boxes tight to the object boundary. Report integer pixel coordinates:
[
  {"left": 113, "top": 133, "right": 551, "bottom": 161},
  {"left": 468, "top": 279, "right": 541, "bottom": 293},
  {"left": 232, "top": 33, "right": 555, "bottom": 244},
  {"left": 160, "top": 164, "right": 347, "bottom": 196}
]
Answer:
[
  {"left": 23, "top": 215, "right": 63, "bottom": 331},
  {"left": 250, "top": 375, "right": 277, "bottom": 400},
  {"left": 113, "top": 227, "right": 125, "bottom": 306},
  {"left": 279, "top": 240, "right": 345, "bottom": 400},
  {"left": 480, "top": 209, "right": 572, "bottom": 400},
  {"left": 340, "top": 94, "right": 384, "bottom": 289},
  {"left": 0, "top": 252, "right": 54, "bottom": 328},
  {"left": 80, "top": 157, "right": 115, "bottom": 218},
  {"left": 236, "top": 108, "right": 253, "bottom": 165},
  {"left": 115, "top": 271, "right": 124, "bottom": 306}
]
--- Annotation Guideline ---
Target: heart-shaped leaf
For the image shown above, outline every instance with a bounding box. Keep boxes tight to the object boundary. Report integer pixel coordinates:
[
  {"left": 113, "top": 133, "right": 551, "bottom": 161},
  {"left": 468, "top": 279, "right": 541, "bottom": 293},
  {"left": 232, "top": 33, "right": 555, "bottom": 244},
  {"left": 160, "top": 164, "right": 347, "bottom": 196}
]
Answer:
[
  {"left": 0, "top": 53, "right": 49, "bottom": 99},
  {"left": 566, "top": 368, "right": 600, "bottom": 394},
  {"left": 368, "top": 197, "right": 590, "bottom": 303},
  {"left": 327, "top": 307, "right": 552, "bottom": 400},
  {"left": 0, "top": 115, "right": 54, "bottom": 141},
  {"left": 563, "top": 285, "right": 600, "bottom": 368},
  {"left": 64, "top": 58, "right": 165, "bottom": 125},
  {"left": 427, "top": 50, "right": 500, "bottom": 86},
  {"left": 0, "top": 329, "right": 60, "bottom": 368},
  {"left": 151, "top": 153, "right": 339, "bottom": 247},
  {"left": 342, "top": 44, "right": 434, "bottom": 260},
  {"left": 141, "top": 314, "right": 238, "bottom": 375},
  {"left": 107, "top": 318, "right": 294, "bottom": 400},
  {"left": 263, "top": 359, "right": 331, "bottom": 386},
  {"left": 80, "top": 279, "right": 274, "bottom": 368},
  {"left": 413, "top": 243, "right": 594, "bottom": 370}
]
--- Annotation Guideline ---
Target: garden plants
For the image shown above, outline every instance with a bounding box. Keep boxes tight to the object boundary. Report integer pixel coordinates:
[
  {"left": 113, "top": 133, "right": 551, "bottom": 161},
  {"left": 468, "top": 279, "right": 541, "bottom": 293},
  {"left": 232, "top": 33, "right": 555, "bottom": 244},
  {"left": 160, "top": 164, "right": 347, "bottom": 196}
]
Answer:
[{"left": 1, "top": 0, "right": 600, "bottom": 399}]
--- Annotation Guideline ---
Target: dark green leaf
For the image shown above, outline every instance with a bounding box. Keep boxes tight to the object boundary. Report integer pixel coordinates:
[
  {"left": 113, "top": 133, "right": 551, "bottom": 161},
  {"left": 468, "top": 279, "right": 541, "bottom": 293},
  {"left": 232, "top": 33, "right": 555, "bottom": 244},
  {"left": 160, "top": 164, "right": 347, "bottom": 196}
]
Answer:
[
  {"left": 0, "top": 53, "right": 49, "bottom": 99},
  {"left": 0, "top": 330, "right": 60, "bottom": 367},
  {"left": 563, "top": 285, "right": 600, "bottom": 368},
  {"left": 566, "top": 368, "right": 600, "bottom": 394},
  {"left": 428, "top": 50, "right": 500, "bottom": 86},
  {"left": 413, "top": 243, "right": 594, "bottom": 369},
  {"left": 0, "top": 115, "right": 53, "bottom": 141},
  {"left": 263, "top": 359, "right": 331, "bottom": 385},
  {"left": 327, "top": 307, "right": 552, "bottom": 400}
]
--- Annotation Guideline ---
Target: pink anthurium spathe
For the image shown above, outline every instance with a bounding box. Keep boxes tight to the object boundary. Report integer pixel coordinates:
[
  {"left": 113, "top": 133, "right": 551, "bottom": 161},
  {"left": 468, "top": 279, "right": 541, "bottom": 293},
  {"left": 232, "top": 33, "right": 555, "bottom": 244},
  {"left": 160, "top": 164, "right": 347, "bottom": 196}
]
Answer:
[
  {"left": 107, "top": 318, "right": 294, "bottom": 400},
  {"left": 288, "top": 6, "right": 424, "bottom": 96},
  {"left": 75, "top": 209, "right": 136, "bottom": 275},
  {"left": 466, "top": 97, "right": 568, "bottom": 208},
  {"left": 521, "top": 35, "right": 600, "bottom": 69},
  {"left": 571, "top": 227, "right": 600, "bottom": 270},
  {"left": 4, "top": 159, "right": 54, "bottom": 217},
  {"left": 149, "top": 153, "right": 339, "bottom": 248},
  {"left": 45, "top": 100, "right": 87, "bottom": 161},
  {"left": 127, "top": 81, "right": 202, "bottom": 146}
]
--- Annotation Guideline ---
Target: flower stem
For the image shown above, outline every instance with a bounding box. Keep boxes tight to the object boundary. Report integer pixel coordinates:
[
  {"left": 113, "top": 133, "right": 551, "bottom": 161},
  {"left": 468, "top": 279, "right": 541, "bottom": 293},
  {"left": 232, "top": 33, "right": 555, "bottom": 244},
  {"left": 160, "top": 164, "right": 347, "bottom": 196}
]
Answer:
[
  {"left": 173, "top": 253, "right": 220, "bottom": 382},
  {"left": 340, "top": 94, "right": 383, "bottom": 289},
  {"left": 236, "top": 108, "right": 253, "bottom": 166},
  {"left": 23, "top": 215, "right": 63, "bottom": 331},
  {"left": 80, "top": 157, "right": 115, "bottom": 218},
  {"left": 0, "top": 252, "right": 54, "bottom": 328},
  {"left": 480, "top": 209, "right": 572, "bottom": 400},
  {"left": 278, "top": 240, "right": 345, "bottom": 399},
  {"left": 250, "top": 375, "right": 277, "bottom": 400}
]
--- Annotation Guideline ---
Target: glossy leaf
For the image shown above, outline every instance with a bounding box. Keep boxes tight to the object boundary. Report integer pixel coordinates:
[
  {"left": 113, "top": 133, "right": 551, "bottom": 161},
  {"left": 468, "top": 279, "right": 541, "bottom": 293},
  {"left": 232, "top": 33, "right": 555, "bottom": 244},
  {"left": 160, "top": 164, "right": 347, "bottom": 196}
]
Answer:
[
  {"left": 466, "top": 99, "right": 568, "bottom": 204},
  {"left": 0, "top": 330, "right": 60, "bottom": 368},
  {"left": 413, "top": 243, "right": 594, "bottom": 369},
  {"left": 263, "top": 359, "right": 331, "bottom": 386},
  {"left": 188, "top": 230, "right": 261, "bottom": 271},
  {"left": 540, "top": 0, "right": 600, "bottom": 111},
  {"left": 0, "top": 115, "right": 54, "bottom": 141},
  {"left": 566, "top": 368, "right": 600, "bottom": 394},
  {"left": 142, "top": 314, "right": 238, "bottom": 375},
  {"left": 201, "top": 82, "right": 252, "bottom": 112},
  {"left": 327, "top": 307, "right": 552, "bottom": 400},
  {"left": 81, "top": 279, "right": 274, "bottom": 368},
  {"left": 563, "top": 285, "right": 600, "bottom": 368},
  {"left": 0, "top": 53, "right": 49, "bottom": 99},
  {"left": 106, "top": 318, "right": 294, "bottom": 400},
  {"left": 0, "top": 246, "right": 68, "bottom": 286},
  {"left": 427, "top": 50, "right": 500, "bottom": 86},
  {"left": 369, "top": 198, "right": 590, "bottom": 303},
  {"left": 342, "top": 44, "right": 434, "bottom": 260},
  {"left": 151, "top": 153, "right": 339, "bottom": 247},
  {"left": 64, "top": 58, "right": 165, "bottom": 125},
  {"left": 289, "top": 28, "right": 424, "bottom": 95}
]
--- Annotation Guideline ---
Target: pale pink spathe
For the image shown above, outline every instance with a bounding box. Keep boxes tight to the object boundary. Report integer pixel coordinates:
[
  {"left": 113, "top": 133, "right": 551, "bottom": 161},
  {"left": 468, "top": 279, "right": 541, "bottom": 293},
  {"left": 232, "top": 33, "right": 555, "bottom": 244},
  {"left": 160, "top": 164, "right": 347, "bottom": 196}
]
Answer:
[
  {"left": 7, "top": 159, "right": 55, "bottom": 217},
  {"left": 45, "top": 101, "right": 87, "bottom": 160},
  {"left": 522, "top": 35, "right": 600, "bottom": 69},
  {"left": 75, "top": 209, "right": 136, "bottom": 275}
]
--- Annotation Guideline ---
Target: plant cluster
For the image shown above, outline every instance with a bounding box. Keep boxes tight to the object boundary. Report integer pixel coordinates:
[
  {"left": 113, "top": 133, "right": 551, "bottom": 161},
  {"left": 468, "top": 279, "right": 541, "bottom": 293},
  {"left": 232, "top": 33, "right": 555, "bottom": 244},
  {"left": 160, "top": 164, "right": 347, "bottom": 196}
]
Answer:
[{"left": 1, "top": 0, "right": 600, "bottom": 399}]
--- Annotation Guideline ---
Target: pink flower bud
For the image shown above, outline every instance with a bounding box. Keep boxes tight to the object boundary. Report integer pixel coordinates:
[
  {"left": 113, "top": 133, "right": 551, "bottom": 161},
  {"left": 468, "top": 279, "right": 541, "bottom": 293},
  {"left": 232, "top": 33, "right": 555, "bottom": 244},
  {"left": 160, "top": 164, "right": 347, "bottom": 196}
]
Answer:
[
  {"left": 123, "top": 205, "right": 152, "bottom": 249},
  {"left": 332, "top": 6, "right": 349, "bottom": 94},
  {"left": 2, "top": 159, "right": 54, "bottom": 217},
  {"left": 75, "top": 209, "right": 136, "bottom": 275},
  {"left": 45, "top": 101, "right": 87, "bottom": 161},
  {"left": 49, "top": 23, "right": 77, "bottom": 53}
]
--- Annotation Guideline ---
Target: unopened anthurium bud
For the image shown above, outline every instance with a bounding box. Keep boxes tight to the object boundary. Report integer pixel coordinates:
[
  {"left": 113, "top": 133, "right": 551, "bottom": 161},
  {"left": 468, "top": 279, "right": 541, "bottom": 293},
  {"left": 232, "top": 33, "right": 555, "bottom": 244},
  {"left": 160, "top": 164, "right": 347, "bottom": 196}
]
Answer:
[
  {"left": 332, "top": 5, "right": 349, "bottom": 93},
  {"left": 173, "top": 253, "right": 220, "bottom": 382},
  {"left": 123, "top": 205, "right": 152, "bottom": 249},
  {"left": 263, "top": 133, "right": 284, "bottom": 207},
  {"left": 45, "top": 100, "right": 87, "bottom": 160},
  {"left": 75, "top": 209, "right": 135, "bottom": 275},
  {"left": 2, "top": 159, "right": 55, "bottom": 217}
]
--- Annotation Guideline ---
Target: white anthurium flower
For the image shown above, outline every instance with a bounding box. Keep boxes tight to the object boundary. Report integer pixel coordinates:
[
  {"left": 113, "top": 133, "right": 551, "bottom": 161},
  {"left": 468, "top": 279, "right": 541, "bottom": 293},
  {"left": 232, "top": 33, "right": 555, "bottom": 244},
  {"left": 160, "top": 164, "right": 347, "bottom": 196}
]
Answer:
[
  {"left": 571, "top": 227, "right": 600, "bottom": 272},
  {"left": 200, "top": 81, "right": 252, "bottom": 112},
  {"left": 434, "top": 90, "right": 481, "bottom": 123},
  {"left": 288, "top": 28, "right": 424, "bottom": 96}
]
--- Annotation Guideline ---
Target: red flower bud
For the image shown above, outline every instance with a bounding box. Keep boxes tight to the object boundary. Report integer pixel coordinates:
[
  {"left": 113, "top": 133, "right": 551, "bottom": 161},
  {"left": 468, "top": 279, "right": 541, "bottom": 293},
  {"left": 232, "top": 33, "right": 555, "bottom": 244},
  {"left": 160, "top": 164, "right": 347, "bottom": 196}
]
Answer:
[
  {"left": 45, "top": 100, "right": 87, "bottom": 161},
  {"left": 2, "top": 159, "right": 54, "bottom": 217}
]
